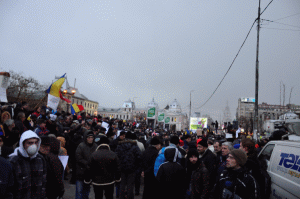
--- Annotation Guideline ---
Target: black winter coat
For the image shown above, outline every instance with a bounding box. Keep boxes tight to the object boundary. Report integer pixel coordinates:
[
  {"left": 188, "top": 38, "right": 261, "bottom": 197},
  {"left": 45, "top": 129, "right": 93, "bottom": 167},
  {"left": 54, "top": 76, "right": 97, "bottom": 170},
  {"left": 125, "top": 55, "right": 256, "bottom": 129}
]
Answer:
[
  {"left": 75, "top": 137, "right": 97, "bottom": 180},
  {"left": 85, "top": 145, "right": 121, "bottom": 185},
  {"left": 190, "top": 162, "right": 210, "bottom": 199},
  {"left": 46, "top": 137, "right": 64, "bottom": 199},
  {"left": 211, "top": 168, "right": 259, "bottom": 199},
  {"left": 115, "top": 139, "right": 141, "bottom": 174},
  {"left": 156, "top": 148, "right": 186, "bottom": 199},
  {"left": 142, "top": 145, "right": 159, "bottom": 199},
  {"left": 199, "top": 148, "right": 217, "bottom": 190}
]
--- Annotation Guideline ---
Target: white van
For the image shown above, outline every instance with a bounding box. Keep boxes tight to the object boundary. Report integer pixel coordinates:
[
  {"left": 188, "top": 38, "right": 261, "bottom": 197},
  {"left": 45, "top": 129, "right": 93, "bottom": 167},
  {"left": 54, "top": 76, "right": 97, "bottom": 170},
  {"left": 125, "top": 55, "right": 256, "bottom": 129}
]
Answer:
[{"left": 258, "top": 140, "right": 300, "bottom": 199}]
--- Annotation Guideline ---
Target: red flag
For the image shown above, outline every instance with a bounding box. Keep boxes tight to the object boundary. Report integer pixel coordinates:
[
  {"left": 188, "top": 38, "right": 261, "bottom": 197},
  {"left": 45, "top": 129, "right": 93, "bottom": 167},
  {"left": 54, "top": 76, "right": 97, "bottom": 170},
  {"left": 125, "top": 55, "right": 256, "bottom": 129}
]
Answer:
[
  {"left": 59, "top": 91, "right": 71, "bottom": 103},
  {"left": 77, "top": 105, "right": 84, "bottom": 111}
]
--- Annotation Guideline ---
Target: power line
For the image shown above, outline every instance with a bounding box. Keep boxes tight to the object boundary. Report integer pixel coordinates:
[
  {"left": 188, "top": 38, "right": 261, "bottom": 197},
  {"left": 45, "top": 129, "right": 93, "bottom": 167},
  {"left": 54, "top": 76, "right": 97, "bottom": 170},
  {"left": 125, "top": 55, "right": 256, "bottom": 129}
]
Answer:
[
  {"left": 261, "top": 27, "right": 300, "bottom": 32},
  {"left": 260, "top": 0, "right": 274, "bottom": 15},
  {"left": 261, "top": 19, "right": 300, "bottom": 29},
  {"left": 195, "top": 20, "right": 257, "bottom": 110},
  {"left": 273, "top": 13, "right": 300, "bottom": 22}
]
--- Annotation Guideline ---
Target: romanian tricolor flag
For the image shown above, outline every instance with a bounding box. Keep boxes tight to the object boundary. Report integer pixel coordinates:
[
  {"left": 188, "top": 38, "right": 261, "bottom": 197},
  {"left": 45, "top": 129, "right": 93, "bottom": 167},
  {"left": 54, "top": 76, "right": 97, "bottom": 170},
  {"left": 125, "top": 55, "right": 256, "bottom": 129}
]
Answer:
[
  {"left": 47, "top": 73, "right": 70, "bottom": 111},
  {"left": 71, "top": 104, "right": 84, "bottom": 115}
]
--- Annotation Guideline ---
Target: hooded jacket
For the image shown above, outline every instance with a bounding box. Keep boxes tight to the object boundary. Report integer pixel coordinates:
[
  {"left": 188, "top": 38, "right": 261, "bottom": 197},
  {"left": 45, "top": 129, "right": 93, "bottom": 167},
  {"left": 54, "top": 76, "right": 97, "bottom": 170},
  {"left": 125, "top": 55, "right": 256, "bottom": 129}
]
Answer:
[
  {"left": 156, "top": 148, "right": 186, "bottom": 199},
  {"left": 75, "top": 131, "right": 97, "bottom": 180},
  {"left": 9, "top": 130, "right": 47, "bottom": 199},
  {"left": 84, "top": 144, "right": 121, "bottom": 186}
]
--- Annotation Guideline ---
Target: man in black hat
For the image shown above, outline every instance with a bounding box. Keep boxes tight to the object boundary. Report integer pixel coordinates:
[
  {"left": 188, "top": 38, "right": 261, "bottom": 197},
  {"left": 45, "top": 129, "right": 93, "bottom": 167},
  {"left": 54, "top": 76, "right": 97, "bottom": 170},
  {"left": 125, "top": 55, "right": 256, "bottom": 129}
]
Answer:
[
  {"left": 212, "top": 149, "right": 259, "bottom": 199},
  {"left": 141, "top": 137, "right": 162, "bottom": 199},
  {"left": 197, "top": 138, "right": 217, "bottom": 197}
]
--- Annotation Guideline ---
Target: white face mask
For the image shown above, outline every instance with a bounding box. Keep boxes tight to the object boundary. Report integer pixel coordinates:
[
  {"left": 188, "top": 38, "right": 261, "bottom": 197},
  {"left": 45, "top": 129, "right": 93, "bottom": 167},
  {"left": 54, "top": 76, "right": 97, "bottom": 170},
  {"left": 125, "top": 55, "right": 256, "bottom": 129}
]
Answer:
[{"left": 26, "top": 144, "right": 38, "bottom": 156}]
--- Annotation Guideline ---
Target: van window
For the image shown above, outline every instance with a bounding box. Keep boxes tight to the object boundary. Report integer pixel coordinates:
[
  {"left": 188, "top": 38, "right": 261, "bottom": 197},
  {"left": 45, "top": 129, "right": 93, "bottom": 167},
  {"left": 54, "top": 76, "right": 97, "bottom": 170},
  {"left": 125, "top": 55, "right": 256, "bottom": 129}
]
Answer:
[
  {"left": 259, "top": 144, "right": 275, "bottom": 168},
  {"left": 260, "top": 144, "right": 275, "bottom": 161}
]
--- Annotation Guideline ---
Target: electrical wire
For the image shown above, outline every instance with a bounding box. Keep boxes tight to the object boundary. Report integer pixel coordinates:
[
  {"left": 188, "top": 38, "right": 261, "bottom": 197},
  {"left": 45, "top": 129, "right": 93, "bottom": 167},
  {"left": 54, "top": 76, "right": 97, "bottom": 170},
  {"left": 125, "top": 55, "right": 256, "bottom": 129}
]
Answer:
[
  {"left": 272, "top": 13, "right": 300, "bottom": 22},
  {"left": 195, "top": 20, "right": 257, "bottom": 110},
  {"left": 260, "top": 0, "right": 274, "bottom": 15},
  {"left": 261, "top": 19, "right": 300, "bottom": 29},
  {"left": 261, "top": 27, "right": 300, "bottom": 32}
]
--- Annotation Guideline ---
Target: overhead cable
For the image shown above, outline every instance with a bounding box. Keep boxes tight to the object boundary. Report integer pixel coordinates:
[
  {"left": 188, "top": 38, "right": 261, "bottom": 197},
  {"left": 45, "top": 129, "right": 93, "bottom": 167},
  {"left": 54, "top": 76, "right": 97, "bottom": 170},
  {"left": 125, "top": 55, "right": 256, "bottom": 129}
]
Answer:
[{"left": 196, "top": 20, "right": 257, "bottom": 109}]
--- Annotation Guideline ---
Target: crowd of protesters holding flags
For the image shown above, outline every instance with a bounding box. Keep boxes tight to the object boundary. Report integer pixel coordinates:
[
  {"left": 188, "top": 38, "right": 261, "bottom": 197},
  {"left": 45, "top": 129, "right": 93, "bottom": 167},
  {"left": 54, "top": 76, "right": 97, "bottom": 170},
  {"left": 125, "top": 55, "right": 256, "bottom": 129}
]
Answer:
[{"left": 0, "top": 101, "right": 274, "bottom": 199}]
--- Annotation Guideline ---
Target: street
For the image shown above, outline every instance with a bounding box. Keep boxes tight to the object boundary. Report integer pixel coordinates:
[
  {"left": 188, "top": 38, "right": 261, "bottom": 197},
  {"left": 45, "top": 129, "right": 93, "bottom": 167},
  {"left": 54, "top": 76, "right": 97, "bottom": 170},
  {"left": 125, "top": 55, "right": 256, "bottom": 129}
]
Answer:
[{"left": 63, "top": 178, "right": 144, "bottom": 199}]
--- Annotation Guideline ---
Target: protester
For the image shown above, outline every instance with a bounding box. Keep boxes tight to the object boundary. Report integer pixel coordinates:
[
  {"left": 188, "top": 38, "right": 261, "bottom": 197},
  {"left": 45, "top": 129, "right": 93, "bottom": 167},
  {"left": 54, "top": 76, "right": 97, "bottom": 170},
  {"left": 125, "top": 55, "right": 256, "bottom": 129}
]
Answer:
[
  {"left": 115, "top": 131, "right": 142, "bottom": 199},
  {"left": 216, "top": 141, "right": 233, "bottom": 179},
  {"left": 154, "top": 135, "right": 185, "bottom": 176},
  {"left": 47, "top": 137, "right": 65, "bottom": 199},
  {"left": 156, "top": 147, "right": 186, "bottom": 199},
  {"left": 34, "top": 119, "right": 50, "bottom": 136},
  {"left": 75, "top": 130, "right": 97, "bottom": 199},
  {"left": 197, "top": 138, "right": 217, "bottom": 196},
  {"left": 0, "top": 156, "right": 14, "bottom": 199},
  {"left": 141, "top": 136, "right": 162, "bottom": 199},
  {"left": 9, "top": 130, "right": 47, "bottom": 199},
  {"left": 186, "top": 148, "right": 210, "bottom": 199},
  {"left": 211, "top": 149, "right": 259, "bottom": 199},
  {"left": 85, "top": 136, "right": 121, "bottom": 199}
]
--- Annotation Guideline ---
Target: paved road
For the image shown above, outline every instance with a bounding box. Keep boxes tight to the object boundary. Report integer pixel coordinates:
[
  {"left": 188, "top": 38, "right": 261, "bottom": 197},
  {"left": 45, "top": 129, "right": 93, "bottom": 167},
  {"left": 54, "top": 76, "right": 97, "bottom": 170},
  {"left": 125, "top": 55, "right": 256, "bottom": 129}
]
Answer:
[{"left": 63, "top": 178, "right": 144, "bottom": 199}]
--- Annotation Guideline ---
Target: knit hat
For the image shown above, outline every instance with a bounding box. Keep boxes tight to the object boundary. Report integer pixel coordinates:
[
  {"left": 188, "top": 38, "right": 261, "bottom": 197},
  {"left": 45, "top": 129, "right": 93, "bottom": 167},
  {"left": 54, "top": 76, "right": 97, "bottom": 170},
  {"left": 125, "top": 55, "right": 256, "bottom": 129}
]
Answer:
[
  {"left": 125, "top": 131, "right": 135, "bottom": 139},
  {"left": 98, "top": 136, "right": 110, "bottom": 145},
  {"left": 150, "top": 137, "right": 161, "bottom": 145},
  {"left": 198, "top": 138, "right": 208, "bottom": 148},
  {"left": 40, "top": 136, "right": 50, "bottom": 146},
  {"left": 230, "top": 149, "right": 247, "bottom": 166},
  {"left": 187, "top": 148, "right": 199, "bottom": 159}
]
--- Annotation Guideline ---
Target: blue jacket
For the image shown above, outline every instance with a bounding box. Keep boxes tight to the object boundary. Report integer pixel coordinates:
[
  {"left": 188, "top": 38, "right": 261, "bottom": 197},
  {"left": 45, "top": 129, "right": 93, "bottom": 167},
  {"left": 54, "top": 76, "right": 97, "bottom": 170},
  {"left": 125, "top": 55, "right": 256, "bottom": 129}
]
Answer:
[{"left": 153, "top": 143, "right": 183, "bottom": 176}]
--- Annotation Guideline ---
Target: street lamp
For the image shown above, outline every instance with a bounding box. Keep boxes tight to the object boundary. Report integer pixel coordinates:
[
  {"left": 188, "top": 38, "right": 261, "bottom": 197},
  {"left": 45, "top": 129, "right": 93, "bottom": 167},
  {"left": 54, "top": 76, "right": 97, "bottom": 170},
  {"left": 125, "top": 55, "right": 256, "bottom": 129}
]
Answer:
[
  {"left": 62, "top": 88, "right": 76, "bottom": 113},
  {"left": 189, "top": 90, "right": 195, "bottom": 128}
]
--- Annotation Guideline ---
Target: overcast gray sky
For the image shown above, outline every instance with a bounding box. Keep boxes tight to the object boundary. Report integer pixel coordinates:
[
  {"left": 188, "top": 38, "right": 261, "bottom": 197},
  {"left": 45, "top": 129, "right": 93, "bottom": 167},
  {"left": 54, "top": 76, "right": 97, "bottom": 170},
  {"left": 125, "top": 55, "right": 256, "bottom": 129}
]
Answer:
[{"left": 1, "top": 0, "right": 300, "bottom": 121}]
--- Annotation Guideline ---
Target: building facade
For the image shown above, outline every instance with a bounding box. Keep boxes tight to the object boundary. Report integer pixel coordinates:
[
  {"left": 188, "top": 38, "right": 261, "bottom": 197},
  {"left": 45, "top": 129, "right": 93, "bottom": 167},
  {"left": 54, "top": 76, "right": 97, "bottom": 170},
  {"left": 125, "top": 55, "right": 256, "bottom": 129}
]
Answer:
[
  {"left": 58, "top": 77, "right": 98, "bottom": 115},
  {"left": 97, "top": 98, "right": 188, "bottom": 131},
  {"left": 236, "top": 97, "right": 300, "bottom": 132}
]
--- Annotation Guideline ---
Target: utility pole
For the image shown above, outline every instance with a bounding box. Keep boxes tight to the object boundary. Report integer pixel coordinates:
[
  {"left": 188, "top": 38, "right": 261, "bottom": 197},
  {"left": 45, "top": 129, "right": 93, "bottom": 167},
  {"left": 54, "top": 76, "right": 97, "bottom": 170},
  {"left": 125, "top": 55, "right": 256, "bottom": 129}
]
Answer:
[
  {"left": 254, "top": 0, "right": 261, "bottom": 140},
  {"left": 189, "top": 90, "right": 194, "bottom": 129}
]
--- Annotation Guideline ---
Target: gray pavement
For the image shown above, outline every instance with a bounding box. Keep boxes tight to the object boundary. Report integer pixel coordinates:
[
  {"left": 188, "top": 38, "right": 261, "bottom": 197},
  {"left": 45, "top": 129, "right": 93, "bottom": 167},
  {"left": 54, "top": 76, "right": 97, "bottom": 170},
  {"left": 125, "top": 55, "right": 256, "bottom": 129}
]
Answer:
[{"left": 63, "top": 178, "right": 144, "bottom": 199}]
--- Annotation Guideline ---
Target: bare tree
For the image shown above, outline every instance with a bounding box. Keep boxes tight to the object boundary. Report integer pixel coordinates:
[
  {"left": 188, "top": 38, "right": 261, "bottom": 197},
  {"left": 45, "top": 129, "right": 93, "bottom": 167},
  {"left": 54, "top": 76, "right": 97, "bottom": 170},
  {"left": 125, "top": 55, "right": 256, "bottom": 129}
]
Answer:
[{"left": 7, "top": 70, "right": 49, "bottom": 108}]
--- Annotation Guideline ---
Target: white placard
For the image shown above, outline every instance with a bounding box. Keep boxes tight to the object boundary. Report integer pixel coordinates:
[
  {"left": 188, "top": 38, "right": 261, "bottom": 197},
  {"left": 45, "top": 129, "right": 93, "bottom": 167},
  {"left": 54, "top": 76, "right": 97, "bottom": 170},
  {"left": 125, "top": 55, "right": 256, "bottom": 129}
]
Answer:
[
  {"left": 58, "top": 155, "right": 69, "bottom": 170},
  {"left": 225, "top": 133, "right": 233, "bottom": 138},
  {"left": 47, "top": 94, "right": 60, "bottom": 111},
  {"left": 0, "top": 87, "right": 7, "bottom": 102}
]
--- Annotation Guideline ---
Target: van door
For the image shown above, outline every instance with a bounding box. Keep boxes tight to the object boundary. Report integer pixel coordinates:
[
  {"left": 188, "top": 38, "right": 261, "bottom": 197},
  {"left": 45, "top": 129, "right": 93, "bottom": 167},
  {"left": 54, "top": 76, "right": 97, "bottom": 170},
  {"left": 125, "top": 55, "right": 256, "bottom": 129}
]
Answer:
[{"left": 267, "top": 143, "right": 300, "bottom": 199}]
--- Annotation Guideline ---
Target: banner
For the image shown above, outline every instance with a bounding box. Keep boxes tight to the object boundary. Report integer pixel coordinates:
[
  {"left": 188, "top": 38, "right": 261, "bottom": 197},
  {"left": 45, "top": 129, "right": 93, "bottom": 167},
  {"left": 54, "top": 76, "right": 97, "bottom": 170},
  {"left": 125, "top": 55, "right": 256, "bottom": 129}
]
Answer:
[
  {"left": 0, "top": 72, "right": 10, "bottom": 103},
  {"left": 165, "top": 117, "right": 170, "bottom": 124},
  {"left": 189, "top": 117, "right": 207, "bottom": 131},
  {"left": 147, "top": 107, "right": 155, "bottom": 118},
  {"left": 158, "top": 112, "right": 164, "bottom": 122},
  {"left": 47, "top": 94, "right": 60, "bottom": 111}
]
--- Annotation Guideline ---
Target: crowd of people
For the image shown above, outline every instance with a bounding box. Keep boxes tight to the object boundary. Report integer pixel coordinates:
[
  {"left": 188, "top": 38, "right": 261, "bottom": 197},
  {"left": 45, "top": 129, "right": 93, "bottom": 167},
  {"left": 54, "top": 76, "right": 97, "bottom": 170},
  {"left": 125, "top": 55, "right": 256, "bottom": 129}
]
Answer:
[{"left": 0, "top": 102, "right": 271, "bottom": 199}]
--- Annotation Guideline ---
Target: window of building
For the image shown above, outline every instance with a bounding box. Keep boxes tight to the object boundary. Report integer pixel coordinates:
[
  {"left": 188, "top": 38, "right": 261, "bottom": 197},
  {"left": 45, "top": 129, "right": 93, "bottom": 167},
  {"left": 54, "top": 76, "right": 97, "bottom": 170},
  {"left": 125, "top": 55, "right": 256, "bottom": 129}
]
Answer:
[{"left": 88, "top": 103, "right": 89, "bottom": 108}]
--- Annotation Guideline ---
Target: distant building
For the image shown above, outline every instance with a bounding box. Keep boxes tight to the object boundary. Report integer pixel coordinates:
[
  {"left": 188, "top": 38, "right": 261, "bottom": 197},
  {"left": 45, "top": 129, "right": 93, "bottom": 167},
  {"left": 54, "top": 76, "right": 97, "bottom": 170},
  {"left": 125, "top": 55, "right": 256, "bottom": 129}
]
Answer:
[
  {"left": 58, "top": 77, "right": 98, "bottom": 115},
  {"left": 97, "top": 98, "right": 188, "bottom": 131},
  {"left": 236, "top": 97, "right": 300, "bottom": 132}
]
